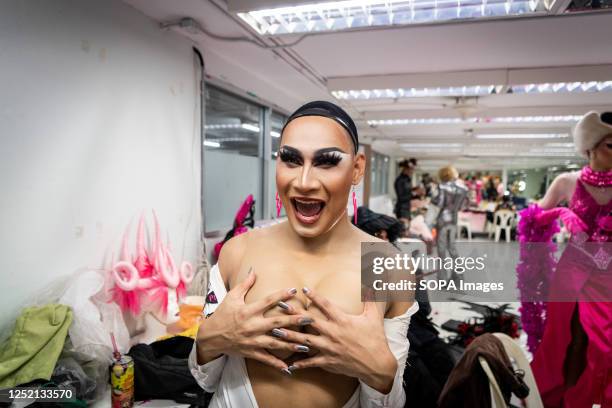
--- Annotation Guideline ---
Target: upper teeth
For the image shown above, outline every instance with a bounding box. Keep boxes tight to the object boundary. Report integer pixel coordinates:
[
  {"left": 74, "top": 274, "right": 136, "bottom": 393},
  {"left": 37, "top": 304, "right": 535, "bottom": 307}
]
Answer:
[{"left": 295, "top": 199, "right": 321, "bottom": 204}]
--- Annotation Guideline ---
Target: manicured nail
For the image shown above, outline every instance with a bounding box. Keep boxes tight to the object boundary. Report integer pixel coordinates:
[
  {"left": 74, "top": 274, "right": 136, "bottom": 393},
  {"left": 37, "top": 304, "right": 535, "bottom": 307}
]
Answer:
[
  {"left": 288, "top": 288, "right": 297, "bottom": 295},
  {"left": 298, "top": 317, "right": 313, "bottom": 325},
  {"left": 278, "top": 301, "right": 291, "bottom": 311},
  {"left": 287, "top": 365, "right": 297, "bottom": 372},
  {"left": 302, "top": 287, "right": 310, "bottom": 294},
  {"left": 281, "top": 367, "right": 292, "bottom": 375},
  {"left": 295, "top": 345, "right": 309, "bottom": 353},
  {"left": 271, "top": 328, "right": 286, "bottom": 338}
]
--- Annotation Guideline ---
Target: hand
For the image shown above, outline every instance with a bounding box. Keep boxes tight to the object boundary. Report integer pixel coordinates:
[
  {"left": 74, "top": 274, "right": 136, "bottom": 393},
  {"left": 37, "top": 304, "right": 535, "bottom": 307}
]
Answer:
[
  {"left": 196, "top": 269, "right": 311, "bottom": 371},
  {"left": 279, "top": 288, "right": 397, "bottom": 393},
  {"left": 536, "top": 207, "right": 587, "bottom": 234}
]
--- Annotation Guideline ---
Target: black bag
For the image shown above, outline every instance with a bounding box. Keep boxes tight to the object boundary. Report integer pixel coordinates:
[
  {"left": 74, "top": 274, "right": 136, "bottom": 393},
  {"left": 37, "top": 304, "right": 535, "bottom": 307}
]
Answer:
[{"left": 127, "top": 336, "right": 212, "bottom": 406}]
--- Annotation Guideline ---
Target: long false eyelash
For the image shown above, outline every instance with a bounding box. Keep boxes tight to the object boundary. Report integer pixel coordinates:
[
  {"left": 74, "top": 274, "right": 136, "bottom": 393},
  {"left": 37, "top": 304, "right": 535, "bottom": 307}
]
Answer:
[
  {"left": 279, "top": 148, "right": 303, "bottom": 165},
  {"left": 313, "top": 152, "right": 343, "bottom": 167}
]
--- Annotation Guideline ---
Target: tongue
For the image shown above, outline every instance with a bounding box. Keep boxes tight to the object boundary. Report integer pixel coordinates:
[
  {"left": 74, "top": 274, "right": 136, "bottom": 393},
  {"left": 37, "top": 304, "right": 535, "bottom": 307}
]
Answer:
[{"left": 296, "top": 201, "right": 322, "bottom": 217}]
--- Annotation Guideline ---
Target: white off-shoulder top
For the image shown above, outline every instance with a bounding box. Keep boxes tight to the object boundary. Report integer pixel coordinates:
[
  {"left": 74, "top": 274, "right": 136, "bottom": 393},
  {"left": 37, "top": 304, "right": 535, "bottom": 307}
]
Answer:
[{"left": 189, "top": 264, "right": 418, "bottom": 408}]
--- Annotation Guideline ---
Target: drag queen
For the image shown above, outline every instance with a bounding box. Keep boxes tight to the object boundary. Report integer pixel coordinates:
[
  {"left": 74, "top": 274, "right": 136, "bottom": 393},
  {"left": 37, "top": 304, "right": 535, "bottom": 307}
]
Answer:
[
  {"left": 432, "top": 165, "right": 468, "bottom": 281},
  {"left": 518, "top": 111, "right": 612, "bottom": 407},
  {"left": 189, "top": 101, "right": 417, "bottom": 408}
]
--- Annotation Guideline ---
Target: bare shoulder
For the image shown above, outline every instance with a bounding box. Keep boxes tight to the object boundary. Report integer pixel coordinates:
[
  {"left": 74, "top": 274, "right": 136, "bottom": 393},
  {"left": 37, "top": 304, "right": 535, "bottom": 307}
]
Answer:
[
  {"left": 540, "top": 171, "right": 579, "bottom": 208},
  {"left": 217, "top": 224, "right": 285, "bottom": 285},
  {"left": 353, "top": 226, "right": 385, "bottom": 243},
  {"left": 554, "top": 171, "right": 580, "bottom": 186},
  {"left": 217, "top": 231, "right": 249, "bottom": 286}
]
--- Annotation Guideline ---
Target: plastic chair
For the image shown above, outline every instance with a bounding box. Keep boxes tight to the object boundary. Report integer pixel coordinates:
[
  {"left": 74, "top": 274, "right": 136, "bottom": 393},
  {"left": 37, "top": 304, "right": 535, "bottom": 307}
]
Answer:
[
  {"left": 457, "top": 212, "right": 472, "bottom": 240},
  {"left": 493, "top": 210, "right": 514, "bottom": 242},
  {"left": 493, "top": 333, "right": 543, "bottom": 408},
  {"left": 478, "top": 357, "right": 508, "bottom": 408}
]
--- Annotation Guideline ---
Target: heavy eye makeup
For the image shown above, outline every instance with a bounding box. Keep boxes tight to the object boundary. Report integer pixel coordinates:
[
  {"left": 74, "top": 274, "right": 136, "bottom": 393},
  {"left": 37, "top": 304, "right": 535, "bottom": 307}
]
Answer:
[{"left": 279, "top": 146, "right": 347, "bottom": 168}]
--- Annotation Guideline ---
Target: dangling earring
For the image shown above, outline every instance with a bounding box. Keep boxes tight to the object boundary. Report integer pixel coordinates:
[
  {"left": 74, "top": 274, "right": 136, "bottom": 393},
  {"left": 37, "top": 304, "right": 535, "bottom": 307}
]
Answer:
[
  {"left": 275, "top": 191, "right": 282, "bottom": 218},
  {"left": 352, "top": 186, "right": 357, "bottom": 224}
]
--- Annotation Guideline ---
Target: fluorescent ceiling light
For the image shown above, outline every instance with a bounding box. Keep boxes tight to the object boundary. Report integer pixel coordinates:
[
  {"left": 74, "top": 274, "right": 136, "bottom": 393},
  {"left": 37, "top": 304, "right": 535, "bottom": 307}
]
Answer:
[
  {"left": 400, "top": 143, "right": 463, "bottom": 148},
  {"left": 204, "top": 140, "right": 221, "bottom": 148},
  {"left": 369, "top": 116, "right": 581, "bottom": 126},
  {"left": 205, "top": 123, "right": 261, "bottom": 133},
  {"left": 237, "top": 0, "right": 553, "bottom": 35},
  {"left": 475, "top": 133, "right": 569, "bottom": 139},
  {"left": 332, "top": 85, "right": 502, "bottom": 100},
  {"left": 270, "top": 130, "right": 281, "bottom": 138},
  {"left": 369, "top": 118, "right": 465, "bottom": 125},
  {"left": 332, "top": 81, "right": 612, "bottom": 100},
  {"left": 511, "top": 81, "right": 612, "bottom": 94},
  {"left": 205, "top": 124, "right": 242, "bottom": 130},
  {"left": 518, "top": 152, "right": 577, "bottom": 157},
  {"left": 241, "top": 123, "right": 261, "bottom": 132}
]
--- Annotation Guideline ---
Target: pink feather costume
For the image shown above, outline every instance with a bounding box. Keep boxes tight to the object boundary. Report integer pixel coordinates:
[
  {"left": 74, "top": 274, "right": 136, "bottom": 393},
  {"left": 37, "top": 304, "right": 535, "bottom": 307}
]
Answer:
[{"left": 519, "top": 166, "right": 612, "bottom": 407}]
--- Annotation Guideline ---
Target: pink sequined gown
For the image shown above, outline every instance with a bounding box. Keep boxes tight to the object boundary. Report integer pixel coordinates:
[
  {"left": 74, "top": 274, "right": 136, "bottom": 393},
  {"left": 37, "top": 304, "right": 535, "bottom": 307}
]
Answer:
[{"left": 531, "top": 178, "right": 612, "bottom": 408}]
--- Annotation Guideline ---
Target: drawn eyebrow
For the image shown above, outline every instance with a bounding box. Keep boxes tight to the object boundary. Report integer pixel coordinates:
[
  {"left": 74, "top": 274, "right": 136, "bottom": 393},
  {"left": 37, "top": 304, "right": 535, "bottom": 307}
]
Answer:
[
  {"left": 314, "top": 147, "right": 348, "bottom": 155},
  {"left": 280, "top": 146, "right": 348, "bottom": 156},
  {"left": 279, "top": 145, "right": 303, "bottom": 157}
]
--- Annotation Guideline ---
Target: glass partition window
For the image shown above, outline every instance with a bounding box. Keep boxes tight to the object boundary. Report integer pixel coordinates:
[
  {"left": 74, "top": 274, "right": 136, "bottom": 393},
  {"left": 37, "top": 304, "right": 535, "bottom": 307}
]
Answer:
[
  {"left": 371, "top": 152, "right": 390, "bottom": 196},
  {"left": 204, "top": 86, "right": 262, "bottom": 157},
  {"left": 270, "top": 111, "right": 286, "bottom": 159},
  {"left": 203, "top": 85, "right": 264, "bottom": 232}
]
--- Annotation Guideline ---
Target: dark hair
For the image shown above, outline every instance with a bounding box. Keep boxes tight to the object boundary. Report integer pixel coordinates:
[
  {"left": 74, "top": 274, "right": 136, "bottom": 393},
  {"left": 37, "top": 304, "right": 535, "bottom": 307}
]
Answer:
[{"left": 281, "top": 101, "right": 359, "bottom": 154}]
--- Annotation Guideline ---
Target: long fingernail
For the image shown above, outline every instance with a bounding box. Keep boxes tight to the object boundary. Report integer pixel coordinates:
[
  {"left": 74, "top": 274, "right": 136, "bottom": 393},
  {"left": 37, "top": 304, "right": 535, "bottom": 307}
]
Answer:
[
  {"left": 298, "top": 317, "right": 313, "bottom": 325},
  {"left": 295, "top": 345, "right": 309, "bottom": 353},
  {"left": 271, "top": 328, "right": 286, "bottom": 338},
  {"left": 278, "top": 301, "right": 291, "bottom": 311},
  {"left": 288, "top": 288, "right": 297, "bottom": 295},
  {"left": 281, "top": 368, "right": 292, "bottom": 375},
  {"left": 287, "top": 365, "right": 297, "bottom": 372},
  {"left": 302, "top": 287, "right": 310, "bottom": 294}
]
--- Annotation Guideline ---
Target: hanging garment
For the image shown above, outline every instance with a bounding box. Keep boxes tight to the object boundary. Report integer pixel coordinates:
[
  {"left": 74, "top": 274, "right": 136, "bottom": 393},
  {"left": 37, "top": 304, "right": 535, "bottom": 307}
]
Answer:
[
  {"left": 438, "top": 333, "right": 529, "bottom": 408},
  {"left": 0, "top": 304, "right": 73, "bottom": 388}
]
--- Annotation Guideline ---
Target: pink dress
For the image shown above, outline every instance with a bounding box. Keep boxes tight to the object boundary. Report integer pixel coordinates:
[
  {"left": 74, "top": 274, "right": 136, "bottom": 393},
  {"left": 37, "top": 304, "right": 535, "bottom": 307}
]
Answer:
[{"left": 531, "top": 179, "right": 612, "bottom": 408}]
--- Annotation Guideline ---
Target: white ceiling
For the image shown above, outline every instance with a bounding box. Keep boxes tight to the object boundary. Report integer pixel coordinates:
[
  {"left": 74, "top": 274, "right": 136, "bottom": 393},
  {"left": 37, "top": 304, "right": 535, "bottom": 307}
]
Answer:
[{"left": 123, "top": 0, "right": 612, "bottom": 170}]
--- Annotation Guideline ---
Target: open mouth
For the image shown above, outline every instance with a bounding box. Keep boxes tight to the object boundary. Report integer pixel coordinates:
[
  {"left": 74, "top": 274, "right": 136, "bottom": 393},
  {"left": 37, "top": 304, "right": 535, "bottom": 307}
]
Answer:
[{"left": 291, "top": 198, "right": 325, "bottom": 224}]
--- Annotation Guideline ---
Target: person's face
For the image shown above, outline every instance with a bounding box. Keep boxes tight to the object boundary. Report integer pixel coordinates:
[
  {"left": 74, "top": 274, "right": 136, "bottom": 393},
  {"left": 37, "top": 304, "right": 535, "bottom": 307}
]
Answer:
[
  {"left": 276, "top": 116, "right": 365, "bottom": 238},
  {"left": 404, "top": 166, "right": 414, "bottom": 176},
  {"left": 591, "top": 134, "right": 612, "bottom": 170}
]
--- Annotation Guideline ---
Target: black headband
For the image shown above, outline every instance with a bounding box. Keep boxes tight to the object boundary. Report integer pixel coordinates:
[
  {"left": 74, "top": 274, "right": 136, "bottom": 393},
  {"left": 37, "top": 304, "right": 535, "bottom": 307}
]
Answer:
[{"left": 281, "top": 101, "right": 359, "bottom": 154}]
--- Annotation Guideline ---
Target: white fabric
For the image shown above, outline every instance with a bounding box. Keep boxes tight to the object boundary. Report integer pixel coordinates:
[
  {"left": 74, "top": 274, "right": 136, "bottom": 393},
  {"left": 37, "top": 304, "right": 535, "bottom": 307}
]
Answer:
[{"left": 189, "top": 264, "right": 418, "bottom": 408}]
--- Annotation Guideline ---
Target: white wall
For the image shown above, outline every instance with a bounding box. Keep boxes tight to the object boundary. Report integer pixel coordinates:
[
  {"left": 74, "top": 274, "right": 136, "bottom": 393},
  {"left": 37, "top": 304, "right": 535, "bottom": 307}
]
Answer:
[{"left": 0, "top": 0, "right": 201, "bottom": 331}]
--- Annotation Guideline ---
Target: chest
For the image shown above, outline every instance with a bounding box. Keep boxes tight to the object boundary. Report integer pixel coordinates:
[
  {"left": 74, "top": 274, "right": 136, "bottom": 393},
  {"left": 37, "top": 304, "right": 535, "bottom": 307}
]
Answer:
[{"left": 236, "top": 250, "right": 364, "bottom": 316}]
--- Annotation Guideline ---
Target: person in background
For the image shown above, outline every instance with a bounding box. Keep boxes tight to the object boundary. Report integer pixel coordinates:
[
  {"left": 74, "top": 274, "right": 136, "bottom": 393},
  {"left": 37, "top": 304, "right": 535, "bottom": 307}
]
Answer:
[
  {"left": 420, "top": 173, "right": 436, "bottom": 198},
  {"left": 394, "top": 158, "right": 419, "bottom": 226},
  {"left": 495, "top": 194, "right": 515, "bottom": 212},
  {"left": 495, "top": 176, "right": 505, "bottom": 197},
  {"left": 432, "top": 166, "right": 469, "bottom": 281},
  {"left": 484, "top": 176, "right": 498, "bottom": 201}
]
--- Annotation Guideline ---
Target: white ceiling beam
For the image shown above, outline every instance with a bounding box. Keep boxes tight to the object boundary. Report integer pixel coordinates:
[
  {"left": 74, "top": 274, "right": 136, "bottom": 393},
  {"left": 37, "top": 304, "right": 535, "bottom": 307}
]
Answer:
[
  {"left": 227, "top": 0, "right": 316, "bottom": 13},
  {"left": 328, "top": 70, "right": 508, "bottom": 90},
  {"left": 328, "top": 64, "right": 612, "bottom": 90},
  {"left": 362, "top": 104, "right": 612, "bottom": 120}
]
